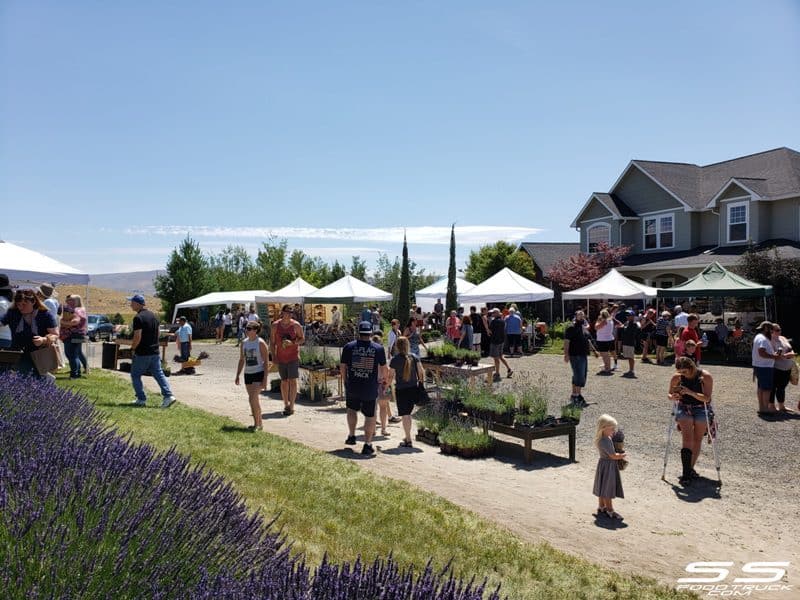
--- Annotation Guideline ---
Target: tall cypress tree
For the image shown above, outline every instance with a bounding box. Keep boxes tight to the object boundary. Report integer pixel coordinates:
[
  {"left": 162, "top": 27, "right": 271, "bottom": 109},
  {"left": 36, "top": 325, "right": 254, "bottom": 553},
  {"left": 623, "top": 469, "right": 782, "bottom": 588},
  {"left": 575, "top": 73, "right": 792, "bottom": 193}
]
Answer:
[
  {"left": 446, "top": 224, "right": 458, "bottom": 313},
  {"left": 396, "top": 232, "right": 411, "bottom": 322}
]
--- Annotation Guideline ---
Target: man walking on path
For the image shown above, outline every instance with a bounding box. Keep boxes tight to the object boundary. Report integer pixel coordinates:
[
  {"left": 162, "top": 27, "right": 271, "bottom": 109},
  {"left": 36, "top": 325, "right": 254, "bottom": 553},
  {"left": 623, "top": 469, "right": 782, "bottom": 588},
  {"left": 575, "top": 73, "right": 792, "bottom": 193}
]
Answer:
[
  {"left": 619, "top": 311, "right": 641, "bottom": 378},
  {"left": 128, "top": 294, "right": 175, "bottom": 408},
  {"left": 488, "top": 308, "right": 512, "bottom": 382},
  {"left": 340, "top": 321, "right": 388, "bottom": 456},
  {"left": 272, "top": 304, "right": 304, "bottom": 416},
  {"left": 563, "top": 310, "right": 596, "bottom": 406},
  {"left": 176, "top": 316, "right": 193, "bottom": 362},
  {"left": 504, "top": 307, "right": 523, "bottom": 356}
]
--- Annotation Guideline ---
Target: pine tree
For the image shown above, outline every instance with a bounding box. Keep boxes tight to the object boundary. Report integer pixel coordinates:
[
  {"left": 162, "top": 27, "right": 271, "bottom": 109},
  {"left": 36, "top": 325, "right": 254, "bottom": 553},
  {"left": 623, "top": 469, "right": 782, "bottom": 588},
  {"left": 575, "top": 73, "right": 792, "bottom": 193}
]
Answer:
[
  {"left": 396, "top": 233, "right": 411, "bottom": 322},
  {"left": 154, "top": 236, "right": 210, "bottom": 321},
  {"left": 446, "top": 224, "right": 458, "bottom": 313}
]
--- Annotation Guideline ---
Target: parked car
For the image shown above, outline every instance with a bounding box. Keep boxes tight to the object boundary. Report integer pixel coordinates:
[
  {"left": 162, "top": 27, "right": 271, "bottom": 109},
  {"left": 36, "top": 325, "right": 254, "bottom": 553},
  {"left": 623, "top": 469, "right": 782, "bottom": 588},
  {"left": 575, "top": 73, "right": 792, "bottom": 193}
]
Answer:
[{"left": 87, "top": 314, "right": 115, "bottom": 341}]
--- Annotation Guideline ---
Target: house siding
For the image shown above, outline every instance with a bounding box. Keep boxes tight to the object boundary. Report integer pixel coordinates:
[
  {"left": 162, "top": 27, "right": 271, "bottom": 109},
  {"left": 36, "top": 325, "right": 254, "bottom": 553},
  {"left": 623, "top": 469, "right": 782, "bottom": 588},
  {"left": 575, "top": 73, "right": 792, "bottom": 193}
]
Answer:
[
  {"left": 614, "top": 166, "right": 683, "bottom": 214},
  {"left": 582, "top": 199, "right": 613, "bottom": 221},
  {"left": 768, "top": 198, "right": 799, "bottom": 240},
  {"left": 718, "top": 183, "right": 752, "bottom": 201},
  {"left": 631, "top": 209, "right": 691, "bottom": 253},
  {"left": 697, "top": 211, "right": 719, "bottom": 246}
]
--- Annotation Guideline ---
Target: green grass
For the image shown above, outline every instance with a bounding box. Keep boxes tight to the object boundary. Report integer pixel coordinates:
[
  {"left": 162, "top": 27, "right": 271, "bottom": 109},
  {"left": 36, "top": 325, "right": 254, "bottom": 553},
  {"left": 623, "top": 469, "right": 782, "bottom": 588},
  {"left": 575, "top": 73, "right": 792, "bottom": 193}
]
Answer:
[{"left": 58, "top": 371, "right": 695, "bottom": 600}]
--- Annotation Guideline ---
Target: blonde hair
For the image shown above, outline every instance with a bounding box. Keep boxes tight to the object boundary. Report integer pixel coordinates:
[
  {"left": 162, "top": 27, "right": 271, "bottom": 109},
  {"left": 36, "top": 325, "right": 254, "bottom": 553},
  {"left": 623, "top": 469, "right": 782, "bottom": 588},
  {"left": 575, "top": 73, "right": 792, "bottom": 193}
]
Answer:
[
  {"left": 66, "top": 294, "right": 83, "bottom": 308},
  {"left": 595, "top": 414, "right": 618, "bottom": 447},
  {"left": 395, "top": 336, "right": 413, "bottom": 381}
]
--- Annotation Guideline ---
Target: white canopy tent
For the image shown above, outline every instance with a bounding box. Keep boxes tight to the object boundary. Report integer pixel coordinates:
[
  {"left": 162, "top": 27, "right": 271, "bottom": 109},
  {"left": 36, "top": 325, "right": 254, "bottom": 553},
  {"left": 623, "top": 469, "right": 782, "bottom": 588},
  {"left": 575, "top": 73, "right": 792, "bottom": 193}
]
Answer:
[
  {"left": 414, "top": 277, "right": 475, "bottom": 313},
  {"left": 172, "top": 290, "right": 271, "bottom": 322},
  {"left": 255, "top": 277, "right": 317, "bottom": 305},
  {"left": 458, "top": 268, "right": 554, "bottom": 304},
  {"left": 305, "top": 275, "right": 392, "bottom": 303},
  {"left": 0, "top": 240, "right": 90, "bottom": 285},
  {"left": 561, "top": 268, "right": 659, "bottom": 318}
]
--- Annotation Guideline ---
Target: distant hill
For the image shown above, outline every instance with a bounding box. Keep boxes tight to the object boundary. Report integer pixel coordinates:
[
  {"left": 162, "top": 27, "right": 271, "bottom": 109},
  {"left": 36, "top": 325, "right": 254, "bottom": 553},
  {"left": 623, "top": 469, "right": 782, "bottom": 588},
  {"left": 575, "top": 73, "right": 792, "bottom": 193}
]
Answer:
[
  {"left": 58, "top": 285, "right": 162, "bottom": 321},
  {"left": 89, "top": 270, "right": 162, "bottom": 295}
]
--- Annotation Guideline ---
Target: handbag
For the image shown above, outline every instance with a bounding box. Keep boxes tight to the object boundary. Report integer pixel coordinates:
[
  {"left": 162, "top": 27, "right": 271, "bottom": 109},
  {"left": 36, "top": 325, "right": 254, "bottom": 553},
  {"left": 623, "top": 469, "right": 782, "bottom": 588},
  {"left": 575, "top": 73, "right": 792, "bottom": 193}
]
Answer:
[
  {"left": 415, "top": 381, "right": 431, "bottom": 405},
  {"left": 790, "top": 361, "right": 799, "bottom": 386},
  {"left": 30, "top": 345, "right": 60, "bottom": 376}
]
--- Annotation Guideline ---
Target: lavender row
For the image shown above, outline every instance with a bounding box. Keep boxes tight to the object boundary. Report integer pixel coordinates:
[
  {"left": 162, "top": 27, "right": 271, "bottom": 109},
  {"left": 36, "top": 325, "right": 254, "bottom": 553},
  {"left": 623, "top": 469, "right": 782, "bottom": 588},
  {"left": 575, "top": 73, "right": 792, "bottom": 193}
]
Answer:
[{"left": 0, "top": 373, "right": 501, "bottom": 599}]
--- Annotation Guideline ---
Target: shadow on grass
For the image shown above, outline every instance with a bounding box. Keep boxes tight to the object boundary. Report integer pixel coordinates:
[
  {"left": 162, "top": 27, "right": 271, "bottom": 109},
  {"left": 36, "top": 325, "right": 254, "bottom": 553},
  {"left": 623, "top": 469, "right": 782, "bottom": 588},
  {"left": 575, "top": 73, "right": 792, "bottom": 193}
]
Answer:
[
  {"left": 220, "top": 424, "right": 258, "bottom": 434},
  {"left": 668, "top": 477, "right": 722, "bottom": 502}
]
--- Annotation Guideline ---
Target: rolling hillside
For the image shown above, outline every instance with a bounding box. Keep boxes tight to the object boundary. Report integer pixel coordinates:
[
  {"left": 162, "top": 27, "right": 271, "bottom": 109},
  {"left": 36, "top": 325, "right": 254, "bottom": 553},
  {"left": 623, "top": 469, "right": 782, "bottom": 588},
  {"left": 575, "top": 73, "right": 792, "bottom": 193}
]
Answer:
[{"left": 58, "top": 285, "right": 163, "bottom": 322}]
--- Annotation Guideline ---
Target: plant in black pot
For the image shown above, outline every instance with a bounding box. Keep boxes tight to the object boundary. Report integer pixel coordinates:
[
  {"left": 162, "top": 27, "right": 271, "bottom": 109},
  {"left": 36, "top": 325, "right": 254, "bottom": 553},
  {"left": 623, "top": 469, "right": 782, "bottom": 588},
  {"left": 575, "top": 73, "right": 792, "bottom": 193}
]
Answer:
[
  {"left": 438, "top": 419, "right": 495, "bottom": 459},
  {"left": 414, "top": 403, "right": 450, "bottom": 446}
]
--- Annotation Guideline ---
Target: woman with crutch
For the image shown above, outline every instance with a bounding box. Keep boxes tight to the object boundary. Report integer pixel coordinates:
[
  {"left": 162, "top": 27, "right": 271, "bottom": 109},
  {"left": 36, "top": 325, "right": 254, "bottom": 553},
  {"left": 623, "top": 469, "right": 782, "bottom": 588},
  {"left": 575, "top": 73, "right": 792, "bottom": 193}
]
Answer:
[{"left": 668, "top": 357, "right": 714, "bottom": 485}]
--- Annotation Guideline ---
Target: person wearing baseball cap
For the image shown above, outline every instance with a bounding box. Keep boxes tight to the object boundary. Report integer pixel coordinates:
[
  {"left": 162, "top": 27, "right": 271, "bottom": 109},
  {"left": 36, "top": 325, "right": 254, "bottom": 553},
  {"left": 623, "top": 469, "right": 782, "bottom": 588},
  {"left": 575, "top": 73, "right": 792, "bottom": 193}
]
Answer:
[
  {"left": 128, "top": 294, "right": 176, "bottom": 408},
  {"left": 340, "top": 320, "right": 388, "bottom": 456},
  {"left": 271, "top": 304, "right": 305, "bottom": 416}
]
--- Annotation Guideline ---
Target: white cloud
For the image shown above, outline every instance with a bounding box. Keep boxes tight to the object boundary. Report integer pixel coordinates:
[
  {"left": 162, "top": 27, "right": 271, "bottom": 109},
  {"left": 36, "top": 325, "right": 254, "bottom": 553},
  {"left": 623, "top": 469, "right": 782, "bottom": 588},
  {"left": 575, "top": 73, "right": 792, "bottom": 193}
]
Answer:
[{"left": 124, "top": 225, "right": 543, "bottom": 245}]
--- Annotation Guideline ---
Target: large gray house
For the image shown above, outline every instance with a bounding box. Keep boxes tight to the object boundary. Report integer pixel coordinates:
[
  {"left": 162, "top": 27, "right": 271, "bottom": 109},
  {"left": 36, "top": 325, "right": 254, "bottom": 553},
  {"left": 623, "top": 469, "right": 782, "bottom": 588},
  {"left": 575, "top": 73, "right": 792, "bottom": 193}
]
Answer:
[{"left": 569, "top": 147, "right": 800, "bottom": 287}]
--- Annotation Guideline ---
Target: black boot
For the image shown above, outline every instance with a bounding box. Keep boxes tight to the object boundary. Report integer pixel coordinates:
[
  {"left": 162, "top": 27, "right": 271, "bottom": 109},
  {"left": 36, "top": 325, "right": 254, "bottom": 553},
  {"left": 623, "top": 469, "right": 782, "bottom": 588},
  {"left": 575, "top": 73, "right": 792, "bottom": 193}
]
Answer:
[{"left": 679, "top": 448, "right": 693, "bottom": 484}]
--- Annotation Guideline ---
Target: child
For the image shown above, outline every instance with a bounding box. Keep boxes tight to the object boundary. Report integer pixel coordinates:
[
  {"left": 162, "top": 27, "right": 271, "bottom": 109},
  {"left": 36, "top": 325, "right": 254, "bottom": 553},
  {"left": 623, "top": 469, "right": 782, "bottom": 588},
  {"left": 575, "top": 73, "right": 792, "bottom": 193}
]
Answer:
[
  {"left": 373, "top": 334, "right": 394, "bottom": 435},
  {"left": 677, "top": 338, "right": 700, "bottom": 366},
  {"left": 593, "top": 414, "right": 627, "bottom": 520}
]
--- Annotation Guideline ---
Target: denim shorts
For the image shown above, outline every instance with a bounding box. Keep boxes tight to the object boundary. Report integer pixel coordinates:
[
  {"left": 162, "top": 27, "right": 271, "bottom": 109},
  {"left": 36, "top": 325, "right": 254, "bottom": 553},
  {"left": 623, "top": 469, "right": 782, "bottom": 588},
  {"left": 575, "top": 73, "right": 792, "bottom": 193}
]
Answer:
[
  {"left": 753, "top": 366, "right": 774, "bottom": 390},
  {"left": 675, "top": 403, "right": 709, "bottom": 423},
  {"left": 569, "top": 355, "right": 588, "bottom": 387}
]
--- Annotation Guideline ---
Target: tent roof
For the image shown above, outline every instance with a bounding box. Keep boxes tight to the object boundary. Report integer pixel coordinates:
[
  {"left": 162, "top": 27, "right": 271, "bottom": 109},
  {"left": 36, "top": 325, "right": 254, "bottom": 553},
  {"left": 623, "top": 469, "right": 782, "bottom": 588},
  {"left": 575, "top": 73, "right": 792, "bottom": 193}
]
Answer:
[
  {"left": 562, "top": 268, "right": 659, "bottom": 300},
  {"left": 415, "top": 277, "right": 475, "bottom": 299},
  {"left": 0, "top": 240, "right": 90, "bottom": 285},
  {"left": 305, "top": 275, "right": 392, "bottom": 303},
  {"left": 257, "top": 277, "right": 318, "bottom": 304},
  {"left": 656, "top": 261, "right": 773, "bottom": 299},
  {"left": 458, "top": 268, "right": 554, "bottom": 303},
  {"left": 172, "top": 290, "right": 270, "bottom": 321}
]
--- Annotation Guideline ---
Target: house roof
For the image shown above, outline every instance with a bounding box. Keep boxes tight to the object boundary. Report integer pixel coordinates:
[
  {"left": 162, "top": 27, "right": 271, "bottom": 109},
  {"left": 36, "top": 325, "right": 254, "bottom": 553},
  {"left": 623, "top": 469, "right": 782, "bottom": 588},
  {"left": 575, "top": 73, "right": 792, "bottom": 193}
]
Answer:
[
  {"left": 630, "top": 147, "right": 800, "bottom": 210},
  {"left": 519, "top": 242, "right": 580, "bottom": 276},
  {"left": 594, "top": 193, "right": 638, "bottom": 218},
  {"left": 617, "top": 239, "right": 800, "bottom": 272}
]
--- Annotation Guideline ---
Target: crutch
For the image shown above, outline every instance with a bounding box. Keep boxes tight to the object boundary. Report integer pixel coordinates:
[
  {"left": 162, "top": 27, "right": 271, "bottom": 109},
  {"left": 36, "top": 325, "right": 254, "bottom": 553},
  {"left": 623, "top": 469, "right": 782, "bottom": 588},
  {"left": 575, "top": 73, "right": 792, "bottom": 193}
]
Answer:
[
  {"left": 704, "top": 401, "right": 722, "bottom": 486},
  {"left": 661, "top": 401, "right": 679, "bottom": 481}
]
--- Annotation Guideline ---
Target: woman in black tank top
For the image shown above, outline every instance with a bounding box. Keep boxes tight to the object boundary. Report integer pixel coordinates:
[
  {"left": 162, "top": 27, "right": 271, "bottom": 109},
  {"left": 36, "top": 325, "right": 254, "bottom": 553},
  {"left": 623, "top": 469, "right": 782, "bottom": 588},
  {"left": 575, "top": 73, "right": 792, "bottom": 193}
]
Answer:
[{"left": 668, "top": 356, "right": 714, "bottom": 485}]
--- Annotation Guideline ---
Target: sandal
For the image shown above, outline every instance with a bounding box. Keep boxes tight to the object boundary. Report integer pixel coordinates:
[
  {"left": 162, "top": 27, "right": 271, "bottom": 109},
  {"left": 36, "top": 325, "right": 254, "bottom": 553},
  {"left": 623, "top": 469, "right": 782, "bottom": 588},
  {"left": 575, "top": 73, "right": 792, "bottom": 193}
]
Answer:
[
  {"left": 595, "top": 507, "right": 608, "bottom": 517},
  {"left": 381, "top": 429, "right": 390, "bottom": 436},
  {"left": 607, "top": 511, "right": 623, "bottom": 520},
  {"left": 399, "top": 440, "right": 413, "bottom": 448}
]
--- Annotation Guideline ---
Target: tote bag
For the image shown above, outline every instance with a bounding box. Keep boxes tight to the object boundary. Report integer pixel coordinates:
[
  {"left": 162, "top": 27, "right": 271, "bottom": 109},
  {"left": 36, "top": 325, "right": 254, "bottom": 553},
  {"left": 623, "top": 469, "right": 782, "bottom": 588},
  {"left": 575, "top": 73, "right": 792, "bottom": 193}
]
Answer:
[{"left": 30, "top": 346, "right": 59, "bottom": 376}]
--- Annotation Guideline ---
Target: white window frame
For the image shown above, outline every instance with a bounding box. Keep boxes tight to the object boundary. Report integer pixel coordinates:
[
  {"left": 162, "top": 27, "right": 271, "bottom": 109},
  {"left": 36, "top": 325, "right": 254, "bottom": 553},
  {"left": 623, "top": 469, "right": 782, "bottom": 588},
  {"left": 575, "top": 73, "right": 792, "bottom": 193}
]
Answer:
[
  {"left": 642, "top": 211, "right": 675, "bottom": 251},
  {"left": 586, "top": 223, "right": 610, "bottom": 253},
  {"left": 726, "top": 200, "right": 749, "bottom": 244}
]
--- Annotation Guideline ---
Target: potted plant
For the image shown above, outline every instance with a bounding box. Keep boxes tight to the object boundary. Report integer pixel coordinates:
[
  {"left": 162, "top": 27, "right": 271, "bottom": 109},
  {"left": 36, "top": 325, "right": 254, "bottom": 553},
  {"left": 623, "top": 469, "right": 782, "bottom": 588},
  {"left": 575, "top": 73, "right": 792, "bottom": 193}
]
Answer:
[
  {"left": 560, "top": 403, "right": 583, "bottom": 425},
  {"left": 438, "top": 420, "right": 495, "bottom": 458},
  {"left": 414, "top": 404, "right": 449, "bottom": 446},
  {"left": 463, "top": 349, "right": 481, "bottom": 366}
]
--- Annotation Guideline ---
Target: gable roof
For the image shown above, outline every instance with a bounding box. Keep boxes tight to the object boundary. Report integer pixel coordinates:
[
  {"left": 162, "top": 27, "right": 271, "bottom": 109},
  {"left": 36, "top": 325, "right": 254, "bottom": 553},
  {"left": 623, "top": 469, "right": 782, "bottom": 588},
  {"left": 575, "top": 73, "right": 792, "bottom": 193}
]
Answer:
[
  {"left": 569, "top": 193, "right": 637, "bottom": 227},
  {"left": 599, "top": 147, "right": 800, "bottom": 215},
  {"left": 518, "top": 242, "right": 580, "bottom": 276}
]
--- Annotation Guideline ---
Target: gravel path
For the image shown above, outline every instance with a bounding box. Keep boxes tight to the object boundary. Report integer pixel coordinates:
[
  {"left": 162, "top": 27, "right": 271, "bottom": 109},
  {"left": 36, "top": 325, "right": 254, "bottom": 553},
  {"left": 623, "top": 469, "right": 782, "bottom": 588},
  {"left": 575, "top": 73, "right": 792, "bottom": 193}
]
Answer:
[{"left": 89, "top": 341, "right": 800, "bottom": 594}]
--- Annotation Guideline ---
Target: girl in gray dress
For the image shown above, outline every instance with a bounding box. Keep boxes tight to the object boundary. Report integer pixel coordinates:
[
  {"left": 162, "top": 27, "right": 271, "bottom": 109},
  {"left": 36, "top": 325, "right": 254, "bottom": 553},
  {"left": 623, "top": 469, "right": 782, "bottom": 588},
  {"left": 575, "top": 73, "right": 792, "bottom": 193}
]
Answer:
[{"left": 593, "top": 414, "right": 627, "bottom": 519}]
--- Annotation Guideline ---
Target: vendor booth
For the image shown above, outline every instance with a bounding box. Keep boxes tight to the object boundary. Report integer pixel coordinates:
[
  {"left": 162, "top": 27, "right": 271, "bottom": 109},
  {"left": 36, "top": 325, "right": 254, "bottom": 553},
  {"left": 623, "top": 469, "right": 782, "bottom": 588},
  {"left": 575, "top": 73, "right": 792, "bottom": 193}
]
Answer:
[
  {"left": 561, "top": 268, "right": 658, "bottom": 317},
  {"left": 171, "top": 290, "right": 271, "bottom": 323},
  {"left": 0, "top": 240, "right": 90, "bottom": 285},
  {"left": 414, "top": 277, "right": 475, "bottom": 313},
  {"left": 458, "top": 268, "right": 554, "bottom": 304}
]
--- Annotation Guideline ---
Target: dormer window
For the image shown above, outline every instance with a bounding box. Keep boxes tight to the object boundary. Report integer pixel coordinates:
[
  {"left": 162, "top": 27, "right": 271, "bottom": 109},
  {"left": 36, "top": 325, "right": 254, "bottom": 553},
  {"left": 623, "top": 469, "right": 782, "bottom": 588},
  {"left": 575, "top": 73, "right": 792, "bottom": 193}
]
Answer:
[
  {"left": 587, "top": 223, "right": 610, "bottom": 253},
  {"left": 727, "top": 201, "right": 748, "bottom": 243},
  {"left": 643, "top": 213, "right": 674, "bottom": 250}
]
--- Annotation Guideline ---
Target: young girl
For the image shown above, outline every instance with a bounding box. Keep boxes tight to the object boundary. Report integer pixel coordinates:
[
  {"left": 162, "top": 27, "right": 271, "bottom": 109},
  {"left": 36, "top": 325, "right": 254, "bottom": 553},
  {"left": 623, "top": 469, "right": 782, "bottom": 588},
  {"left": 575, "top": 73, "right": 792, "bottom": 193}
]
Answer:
[
  {"left": 372, "top": 334, "right": 394, "bottom": 435},
  {"left": 593, "top": 414, "right": 627, "bottom": 519},
  {"left": 235, "top": 320, "right": 270, "bottom": 431}
]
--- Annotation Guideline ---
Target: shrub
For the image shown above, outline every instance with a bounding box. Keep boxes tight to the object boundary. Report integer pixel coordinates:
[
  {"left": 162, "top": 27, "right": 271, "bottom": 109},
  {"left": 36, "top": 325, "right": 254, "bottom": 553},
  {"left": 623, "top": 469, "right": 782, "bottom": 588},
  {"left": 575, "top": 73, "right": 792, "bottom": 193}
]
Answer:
[{"left": 0, "top": 372, "right": 502, "bottom": 600}]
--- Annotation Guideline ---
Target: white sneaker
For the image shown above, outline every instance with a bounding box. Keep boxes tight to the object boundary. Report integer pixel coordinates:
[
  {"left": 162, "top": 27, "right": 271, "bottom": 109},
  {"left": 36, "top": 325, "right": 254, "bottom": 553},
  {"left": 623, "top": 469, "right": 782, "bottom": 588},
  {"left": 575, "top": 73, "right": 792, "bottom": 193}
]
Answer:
[{"left": 161, "top": 396, "right": 176, "bottom": 408}]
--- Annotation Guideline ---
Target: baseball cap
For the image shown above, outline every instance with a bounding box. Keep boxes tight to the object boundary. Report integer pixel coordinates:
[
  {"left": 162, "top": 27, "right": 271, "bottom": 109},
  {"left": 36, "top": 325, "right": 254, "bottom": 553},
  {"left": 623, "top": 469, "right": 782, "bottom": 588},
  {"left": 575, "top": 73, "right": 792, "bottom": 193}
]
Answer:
[
  {"left": 358, "top": 321, "right": 373, "bottom": 334},
  {"left": 178, "top": 316, "right": 187, "bottom": 322},
  {"left": 127, "top": 294, "right": 146, "bottom": 305},
  {"left": 281, "top": 304, "right": 293, "bottom": 313}
]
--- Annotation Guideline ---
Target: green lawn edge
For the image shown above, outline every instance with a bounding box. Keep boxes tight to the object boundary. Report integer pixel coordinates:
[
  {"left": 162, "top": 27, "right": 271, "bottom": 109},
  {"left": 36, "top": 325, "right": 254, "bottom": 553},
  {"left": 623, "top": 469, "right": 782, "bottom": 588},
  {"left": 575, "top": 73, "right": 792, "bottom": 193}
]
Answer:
[{"left": 58, "top": 371, "right": 695, "bottom": 600}]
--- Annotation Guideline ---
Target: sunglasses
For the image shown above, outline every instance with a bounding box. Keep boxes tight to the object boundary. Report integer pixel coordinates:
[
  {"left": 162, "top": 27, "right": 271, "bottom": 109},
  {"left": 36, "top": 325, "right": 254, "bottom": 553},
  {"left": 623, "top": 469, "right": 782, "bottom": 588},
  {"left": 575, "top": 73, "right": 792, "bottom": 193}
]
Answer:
[
  {"left": 245, "top": 326, "right": 259, "bottom": 331},
  {"left": 14, "top": 294, "right": 36, "bottom": 302}
]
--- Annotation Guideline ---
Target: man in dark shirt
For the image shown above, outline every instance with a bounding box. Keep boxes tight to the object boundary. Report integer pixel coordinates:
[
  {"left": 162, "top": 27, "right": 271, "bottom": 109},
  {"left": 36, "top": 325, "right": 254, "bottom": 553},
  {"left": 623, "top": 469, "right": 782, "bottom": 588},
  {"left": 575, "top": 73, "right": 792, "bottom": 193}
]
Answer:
[
  {"left": 563, "top": 310, "right": 596, "bottom": 406},
  {"left": 340, "top": 320, "right": 388, "bottom": 456},
  {"left": 488, "top": 308, "right": 512, "bottom": 382},
  {"left": 619, "top": 311, "right": 641, "bottom": 378},
  {"left": 128, "top": 294, "right": 175, "bottom": 408}
]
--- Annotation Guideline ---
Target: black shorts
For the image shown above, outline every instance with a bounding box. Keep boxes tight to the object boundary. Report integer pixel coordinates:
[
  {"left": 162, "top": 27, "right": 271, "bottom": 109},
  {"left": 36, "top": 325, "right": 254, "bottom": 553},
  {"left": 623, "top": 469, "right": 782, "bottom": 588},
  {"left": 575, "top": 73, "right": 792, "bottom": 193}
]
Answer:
[
  {"left": 396, "top": 386, "right": 416, "bottom": 416},
  {"left": 596, "top": 340, "right": 614, "bottom": 352},
  {"left": 655, "top": 334, "right": 669, "bottom": 348},
  {"left": 507, "top": 333, "right": 521, "bottom": 348},
  {"left": 244, "top": 371, "right": 264, "bottom": 385},
  {"left": 346, "top": 395, "right": 377, "bottom": 418}
]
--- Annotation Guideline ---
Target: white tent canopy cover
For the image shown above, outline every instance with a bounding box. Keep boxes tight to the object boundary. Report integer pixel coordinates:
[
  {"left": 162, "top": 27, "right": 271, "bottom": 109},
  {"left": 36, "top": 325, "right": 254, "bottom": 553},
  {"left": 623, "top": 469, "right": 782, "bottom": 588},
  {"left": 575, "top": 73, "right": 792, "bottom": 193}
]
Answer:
[
  {"left": 458, "top": 267, "right": 554, "bottom": 304},
  {"left": 415, "top": 277, "right": 475, "bottom": 299},
  {"left": 561, "top": 268, "right": 659, "bottom": 300},
  {"left": 256, "top": 277, "right": 318, "bottom": 304},
  {"left": 172, "top": 290, "right": 271, "bottom": 322},
  {"left": 305, "top": 275, "right": 392, "bottom": 303},
  {"left": 0, "top": 240, "right": 90, "bottom": 285}
]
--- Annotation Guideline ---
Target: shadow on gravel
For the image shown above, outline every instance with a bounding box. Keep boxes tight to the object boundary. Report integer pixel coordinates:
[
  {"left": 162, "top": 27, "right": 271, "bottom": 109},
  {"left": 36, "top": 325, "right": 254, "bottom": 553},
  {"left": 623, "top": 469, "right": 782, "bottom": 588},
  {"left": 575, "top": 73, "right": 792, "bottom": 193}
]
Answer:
[
  {"left": 261, "top": 410, "right": 288, "bottom": 420},
  {"left": 328, "top": 448, "right": 375, "bottom": 461},
  {"left": 381, "top": 446, "right": 424, "bottom": 456},
  {"left": 669, "top": 477, "right": 722, "bottom": 502},
  {"left": 491, "top": 439, "right": 574, "bottom": 471},
  {"left": 593, "top": 514, "right": 629, "bottom": 530}
]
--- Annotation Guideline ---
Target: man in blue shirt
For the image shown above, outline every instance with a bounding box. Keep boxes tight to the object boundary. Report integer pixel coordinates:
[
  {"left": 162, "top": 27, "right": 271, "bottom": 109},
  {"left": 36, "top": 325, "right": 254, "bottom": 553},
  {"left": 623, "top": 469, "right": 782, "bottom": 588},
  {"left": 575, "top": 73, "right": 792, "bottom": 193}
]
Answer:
[
  {"left": 340, "top": 321, "right": 388, "bottom": 456},
  {"left": 176, "top": 316, "right": 193, "bottom": 362},
  {"left": 504, "top": 307, "right": 523, "bottom": 356}
]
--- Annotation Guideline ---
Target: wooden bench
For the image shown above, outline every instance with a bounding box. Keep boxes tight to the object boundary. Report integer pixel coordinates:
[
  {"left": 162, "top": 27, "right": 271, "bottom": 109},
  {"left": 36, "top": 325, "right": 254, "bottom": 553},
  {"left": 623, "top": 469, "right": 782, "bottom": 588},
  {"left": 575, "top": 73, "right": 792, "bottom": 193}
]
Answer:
[
  {"left": 424, "top": 363, "right": 495, "bottom": 387},
  {"left": 484, "top": 421, "right": 576, "bottom": 464}
]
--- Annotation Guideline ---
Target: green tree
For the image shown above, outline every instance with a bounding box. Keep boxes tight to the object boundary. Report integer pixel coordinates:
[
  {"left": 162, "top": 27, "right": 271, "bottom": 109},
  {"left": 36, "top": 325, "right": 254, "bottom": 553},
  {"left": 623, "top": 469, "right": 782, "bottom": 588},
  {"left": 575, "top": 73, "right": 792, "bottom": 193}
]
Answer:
[
  {"left": 446, "top": 224, "right": 458, "bottom": 313},
  {"left": 349, "top": 256, "right": 367, "bottom": 280},
  {"left": 397, "top": 234, "right": 411, "bottom": 321},
  {"left": 154, "top": 236, "right": 210, "bottom": 320},
  {"left": 287, "top": 249, "right": 330, "bottom": 287},
  {"left": 207, "top": 245, "right": 256, "bottom": 291},
  {"left": 464, "top": 240, "right": 537, "bottom": 284},
  {"left": 330, "top": 260, "right": 346, "bottom": 282},
  {"left": 255, "top": 237, "right": 291, "bottom": 290}
]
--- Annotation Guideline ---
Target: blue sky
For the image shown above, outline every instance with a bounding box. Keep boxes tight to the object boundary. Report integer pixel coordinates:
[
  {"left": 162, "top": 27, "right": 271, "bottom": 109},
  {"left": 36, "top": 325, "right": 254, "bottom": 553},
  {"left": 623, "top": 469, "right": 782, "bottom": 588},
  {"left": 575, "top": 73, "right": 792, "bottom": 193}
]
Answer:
[{"left": 2, "top": 1, "right": 799, "bottom": 277}]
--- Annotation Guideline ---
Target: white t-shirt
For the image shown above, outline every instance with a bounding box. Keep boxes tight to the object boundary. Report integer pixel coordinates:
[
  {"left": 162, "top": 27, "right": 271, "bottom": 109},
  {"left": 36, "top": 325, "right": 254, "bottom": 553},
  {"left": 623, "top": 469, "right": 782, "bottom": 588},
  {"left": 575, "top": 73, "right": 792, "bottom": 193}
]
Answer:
[
  {"left": 751, "top": 333, "right": 774, "bottom": 368},
  {"left": 596, "top": 319, "right": 615, "bottom": 342},
  {"left": 673, "top": 312, "right": 689, "bottom": 328},
  {"left": 246, "top": 312, "right": 259, "bottom": 322},
  {"left": 223, "top": 313, "right": 232, "bottom": 326},
  {"left": 241, "top": 337, "right": 266, "bottom": 374}
]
